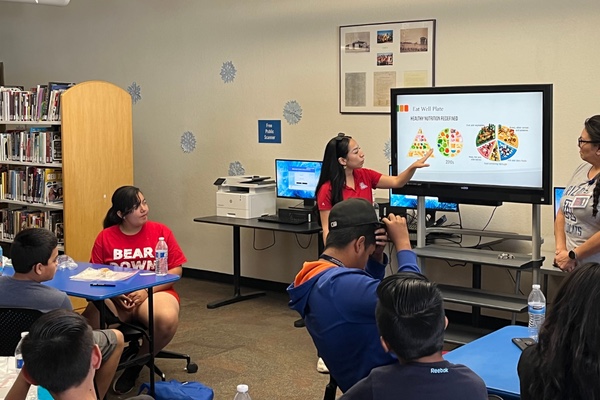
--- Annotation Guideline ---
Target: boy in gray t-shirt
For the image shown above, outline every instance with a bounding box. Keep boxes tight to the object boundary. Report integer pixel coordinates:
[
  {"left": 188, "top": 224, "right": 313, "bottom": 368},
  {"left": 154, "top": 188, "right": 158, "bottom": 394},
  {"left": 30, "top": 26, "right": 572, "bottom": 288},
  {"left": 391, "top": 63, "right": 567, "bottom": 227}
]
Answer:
[{"left": 0, "top": 228, "right": 124, "bottom": 400}]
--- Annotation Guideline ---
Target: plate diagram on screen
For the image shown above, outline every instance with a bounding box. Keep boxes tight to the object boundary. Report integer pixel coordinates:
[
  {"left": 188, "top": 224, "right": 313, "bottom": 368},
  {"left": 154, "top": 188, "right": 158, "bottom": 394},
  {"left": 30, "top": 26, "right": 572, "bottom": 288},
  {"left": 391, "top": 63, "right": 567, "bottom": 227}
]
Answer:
[
  {"left": 437, "top": 128, "right": 463, "bottom": 157},
  {"left": 476, "top": 124, "right": 518, "bottom": 161},
  {"left": 407, "top": 129, "right": 435, "bottom": 157}
]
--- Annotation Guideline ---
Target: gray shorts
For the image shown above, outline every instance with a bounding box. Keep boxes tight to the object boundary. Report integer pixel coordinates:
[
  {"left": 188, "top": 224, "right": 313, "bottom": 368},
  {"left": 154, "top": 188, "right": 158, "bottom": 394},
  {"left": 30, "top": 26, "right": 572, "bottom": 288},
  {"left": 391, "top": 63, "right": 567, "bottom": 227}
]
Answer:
[{"left": 93, "top": 329, "right": 118, "bottom": 361}]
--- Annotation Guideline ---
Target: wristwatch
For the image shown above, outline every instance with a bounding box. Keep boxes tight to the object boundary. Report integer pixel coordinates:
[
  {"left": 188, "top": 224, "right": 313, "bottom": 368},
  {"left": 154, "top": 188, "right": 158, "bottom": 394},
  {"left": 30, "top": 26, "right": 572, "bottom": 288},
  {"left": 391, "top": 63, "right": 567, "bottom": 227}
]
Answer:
[{"left": 568, "top": 249, "right": 578, "bottom": 261}]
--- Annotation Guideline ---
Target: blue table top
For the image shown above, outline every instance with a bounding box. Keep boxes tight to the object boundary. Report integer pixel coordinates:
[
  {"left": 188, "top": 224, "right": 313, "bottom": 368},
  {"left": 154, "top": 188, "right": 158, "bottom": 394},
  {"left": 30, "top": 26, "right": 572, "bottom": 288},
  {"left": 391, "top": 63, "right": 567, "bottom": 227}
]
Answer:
[
  {"left": 2, "top": 263, "right": 180, "bottom": 301},
  {"left": 445, "top": 325, "right": 527, "bottom": 399}
]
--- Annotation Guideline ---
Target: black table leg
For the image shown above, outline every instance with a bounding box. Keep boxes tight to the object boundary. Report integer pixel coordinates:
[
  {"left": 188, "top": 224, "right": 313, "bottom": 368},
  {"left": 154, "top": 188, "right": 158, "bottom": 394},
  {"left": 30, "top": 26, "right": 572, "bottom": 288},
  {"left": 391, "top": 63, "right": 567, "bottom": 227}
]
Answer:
[
  {"left": 472, "top": 263, "right": 481, "bottom": 327},
  {"left": 148, "top": 287, "right": 155, "bottom": 396},
  {"left": 207, "top": 225, "right": 265, "bottom": 308}
]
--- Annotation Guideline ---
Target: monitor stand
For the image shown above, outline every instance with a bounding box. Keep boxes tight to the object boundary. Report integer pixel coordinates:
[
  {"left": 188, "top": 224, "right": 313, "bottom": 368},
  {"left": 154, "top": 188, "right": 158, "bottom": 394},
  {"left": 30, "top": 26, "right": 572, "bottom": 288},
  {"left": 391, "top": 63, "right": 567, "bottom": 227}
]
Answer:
[{"left": 290, "top": 199, "right": 315, "bottom": 210}]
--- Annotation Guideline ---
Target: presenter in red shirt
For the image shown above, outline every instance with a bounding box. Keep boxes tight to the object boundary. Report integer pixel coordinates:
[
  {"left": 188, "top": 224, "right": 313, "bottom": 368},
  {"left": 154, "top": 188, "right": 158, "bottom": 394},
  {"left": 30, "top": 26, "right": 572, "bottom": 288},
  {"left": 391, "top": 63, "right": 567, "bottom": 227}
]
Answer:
[
  {"left": 316, "top": 132, "right": 432, "bottom": 241},
  {"left": 83, "top": 185, "right": 186, "bottom": 395}
]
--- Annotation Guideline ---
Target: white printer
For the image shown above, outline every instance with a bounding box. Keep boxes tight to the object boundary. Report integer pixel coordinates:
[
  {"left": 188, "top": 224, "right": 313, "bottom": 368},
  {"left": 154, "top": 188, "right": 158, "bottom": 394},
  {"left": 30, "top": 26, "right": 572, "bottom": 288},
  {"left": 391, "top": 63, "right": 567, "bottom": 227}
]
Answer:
[{"left": 215, "top": 176, "right": 276, "bottom": 219}]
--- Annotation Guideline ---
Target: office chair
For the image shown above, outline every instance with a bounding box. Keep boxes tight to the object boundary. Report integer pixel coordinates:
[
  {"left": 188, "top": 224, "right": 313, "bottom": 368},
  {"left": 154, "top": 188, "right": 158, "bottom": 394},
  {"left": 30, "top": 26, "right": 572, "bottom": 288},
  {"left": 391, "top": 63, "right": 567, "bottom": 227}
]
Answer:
[
  {"left": 117, "top": 321, "right": 198, "bottom": 379},
  {"left": 0, "top": 307, "right": 44, "bottom": 356},
  {"left": 323, "top": 375, "right": 338, "bottom": 400},
  {"left": 92, "top": 301, "right": 198, "bottom": 379}
]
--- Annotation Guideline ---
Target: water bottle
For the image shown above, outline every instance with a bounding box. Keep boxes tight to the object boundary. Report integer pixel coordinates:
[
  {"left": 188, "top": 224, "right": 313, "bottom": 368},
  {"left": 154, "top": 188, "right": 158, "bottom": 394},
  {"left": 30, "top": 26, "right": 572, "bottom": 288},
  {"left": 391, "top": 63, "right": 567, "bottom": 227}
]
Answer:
[
  {"left": 528, "top": 284, "right": 546, "bottom": 341},
  {"left": 233, "top": 384, "right": 252, "bottom": 400},
  {"left": 15, "top": 331, "right": 28, "bottom": 370},
  {"left": 155, "top": 237, "right": 168, "bottom": 276}
]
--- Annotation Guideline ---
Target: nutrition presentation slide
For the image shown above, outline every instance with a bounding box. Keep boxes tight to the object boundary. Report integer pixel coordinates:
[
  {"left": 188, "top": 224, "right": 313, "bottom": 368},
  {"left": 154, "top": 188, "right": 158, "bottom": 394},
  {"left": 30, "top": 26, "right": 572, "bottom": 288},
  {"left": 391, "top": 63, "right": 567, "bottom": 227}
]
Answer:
[{"left": 394, "top": 91, "right": 544, "bottom": 188}]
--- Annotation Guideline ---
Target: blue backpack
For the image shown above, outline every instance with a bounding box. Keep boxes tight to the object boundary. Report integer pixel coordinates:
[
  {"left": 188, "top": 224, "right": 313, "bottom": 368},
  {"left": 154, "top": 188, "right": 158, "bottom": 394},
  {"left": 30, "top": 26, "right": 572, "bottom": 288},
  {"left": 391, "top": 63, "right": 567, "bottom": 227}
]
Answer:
[{"left": 138, "top": 380, "right": 214, "bottom": 400}]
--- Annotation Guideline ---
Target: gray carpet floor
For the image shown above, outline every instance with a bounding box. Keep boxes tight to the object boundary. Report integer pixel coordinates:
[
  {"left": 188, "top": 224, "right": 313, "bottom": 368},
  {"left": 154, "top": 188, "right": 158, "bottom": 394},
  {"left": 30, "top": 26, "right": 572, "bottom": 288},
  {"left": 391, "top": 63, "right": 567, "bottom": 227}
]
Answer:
[{"left": 107, "top": 276, "right": 334, "bottom": 400}]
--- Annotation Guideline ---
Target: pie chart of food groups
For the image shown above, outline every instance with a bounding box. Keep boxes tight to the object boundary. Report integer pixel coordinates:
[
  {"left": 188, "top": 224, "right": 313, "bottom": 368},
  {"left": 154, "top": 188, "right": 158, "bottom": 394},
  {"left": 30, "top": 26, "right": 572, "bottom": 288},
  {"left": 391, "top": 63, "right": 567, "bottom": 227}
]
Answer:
[
  {"left": 476, "top": 124, "right": 518, "bottom": 161},
  {"left": 437, "top": 128, "right": 463, "bottom": 157}
]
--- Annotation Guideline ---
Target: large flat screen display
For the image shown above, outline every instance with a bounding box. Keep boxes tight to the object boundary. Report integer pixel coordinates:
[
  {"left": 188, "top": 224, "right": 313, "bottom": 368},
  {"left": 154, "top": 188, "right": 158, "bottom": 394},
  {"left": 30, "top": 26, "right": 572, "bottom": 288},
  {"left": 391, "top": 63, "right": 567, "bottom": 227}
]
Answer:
[
  {"left": 391, "top": 84, "right": 553, "bottom": 205},
  {"left": 275, "top": 159, "right": 322, "bottom": 206}
]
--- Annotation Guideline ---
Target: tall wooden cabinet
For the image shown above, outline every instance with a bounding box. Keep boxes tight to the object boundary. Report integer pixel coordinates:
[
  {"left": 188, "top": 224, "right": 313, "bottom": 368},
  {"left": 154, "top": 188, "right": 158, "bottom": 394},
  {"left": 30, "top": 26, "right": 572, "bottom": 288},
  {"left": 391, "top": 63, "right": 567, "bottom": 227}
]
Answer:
[
  {"left": 61, "top": 81, "right": 133, "bottom": 261},
  {"left": 0, "top": 81, "right": 133, "bottom": 262}
]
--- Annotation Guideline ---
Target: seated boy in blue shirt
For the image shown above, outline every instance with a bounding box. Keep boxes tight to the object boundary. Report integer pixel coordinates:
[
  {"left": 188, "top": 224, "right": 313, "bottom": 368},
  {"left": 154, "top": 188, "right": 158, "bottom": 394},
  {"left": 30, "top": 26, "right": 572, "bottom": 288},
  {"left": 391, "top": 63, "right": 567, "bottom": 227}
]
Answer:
[
  {"left": 340, "top": 273, "right": 488, "bottom": 400},
  {"left": 0, "top": 228, "right": 124, "bottom": 400}
]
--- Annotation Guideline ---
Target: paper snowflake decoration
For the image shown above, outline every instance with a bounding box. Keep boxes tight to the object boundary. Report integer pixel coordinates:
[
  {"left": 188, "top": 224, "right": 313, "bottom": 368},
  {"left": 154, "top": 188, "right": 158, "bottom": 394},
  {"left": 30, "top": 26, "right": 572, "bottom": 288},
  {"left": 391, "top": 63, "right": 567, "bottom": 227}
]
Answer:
[
  {"left": 383, "top": 139, "right": 391, "bottom": 162},
  {"left": 229, "top": 161, "right": 245, "bottom": 176},
  {"left": 220, "top": 61, "right": 237, "bottom": 83},
  {"left": 127, "top": 82, "right": 142, "bottom": 104},
  {"left": 180, "top": 131, "right": 196, "bottom": 153},
  {"left": 283, "top": 100, "right": 302, "bottom": 125}
]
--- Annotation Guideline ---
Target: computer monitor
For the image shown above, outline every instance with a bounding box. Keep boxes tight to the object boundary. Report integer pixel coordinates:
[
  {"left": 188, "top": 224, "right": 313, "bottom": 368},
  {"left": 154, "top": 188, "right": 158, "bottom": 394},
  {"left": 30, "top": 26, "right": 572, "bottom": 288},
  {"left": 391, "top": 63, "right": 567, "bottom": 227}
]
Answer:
[
  {"left": 388, "top": 165, "right": 458, "bottom": 215},
  {"left": 389, "top": 192, "right": 459, "bottom": 212},
  {"left": 275, "top": 159, "right": 322, "bottom": 208},
  {"left": 554, "top": 186, "right": 565, "bottom": 218}
]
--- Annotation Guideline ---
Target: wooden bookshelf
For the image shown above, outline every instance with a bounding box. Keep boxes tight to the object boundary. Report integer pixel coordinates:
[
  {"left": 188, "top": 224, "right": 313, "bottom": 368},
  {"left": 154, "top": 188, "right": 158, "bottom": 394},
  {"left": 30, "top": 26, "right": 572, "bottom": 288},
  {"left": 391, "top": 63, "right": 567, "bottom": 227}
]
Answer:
[{"left": 0, "top": 80, "right": 133, "bottom": 262}]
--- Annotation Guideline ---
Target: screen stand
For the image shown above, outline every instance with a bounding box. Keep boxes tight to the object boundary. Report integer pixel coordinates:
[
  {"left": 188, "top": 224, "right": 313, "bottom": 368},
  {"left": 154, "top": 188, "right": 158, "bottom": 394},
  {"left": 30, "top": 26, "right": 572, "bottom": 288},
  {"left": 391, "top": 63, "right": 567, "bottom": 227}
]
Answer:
[{"left": 291, "top": 199, "right": 316, "bottom": 210}]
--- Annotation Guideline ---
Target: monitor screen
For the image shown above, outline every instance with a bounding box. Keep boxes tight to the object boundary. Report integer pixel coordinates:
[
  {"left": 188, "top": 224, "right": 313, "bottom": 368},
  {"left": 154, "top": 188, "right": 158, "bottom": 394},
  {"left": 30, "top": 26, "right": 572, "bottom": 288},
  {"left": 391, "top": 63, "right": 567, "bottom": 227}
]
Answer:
[
  {"left": 391, "top": 84, "right": 553, "bottom": 206},
  {"left": 275, "top": 159, "right": 322, "bottom": 206},
  {"left": 390, "top": 192, "right": 459, "bottom": 212},
  {"left": 387, "top": 165, "right": 458, "bottom": 211},
  {"left": 554, "top": 186, "right": 565, "bottom": 218}
]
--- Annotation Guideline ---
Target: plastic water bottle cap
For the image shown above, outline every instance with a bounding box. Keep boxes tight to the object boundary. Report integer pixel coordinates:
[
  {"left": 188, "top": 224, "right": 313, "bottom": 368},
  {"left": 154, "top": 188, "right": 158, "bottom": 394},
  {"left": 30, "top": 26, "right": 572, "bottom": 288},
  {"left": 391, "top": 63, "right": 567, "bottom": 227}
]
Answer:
[
  {"left": 532, "top": 284, "right": 540, "bottom": 289},
  {"left": 159, "top": 237, "right": 165, "bottom": 241},
  {"left": 237, "top": 384, "right": 249, "bottom": 393},
  {"left": 21, "top": 332, "right": 28, "bottom": 338}
]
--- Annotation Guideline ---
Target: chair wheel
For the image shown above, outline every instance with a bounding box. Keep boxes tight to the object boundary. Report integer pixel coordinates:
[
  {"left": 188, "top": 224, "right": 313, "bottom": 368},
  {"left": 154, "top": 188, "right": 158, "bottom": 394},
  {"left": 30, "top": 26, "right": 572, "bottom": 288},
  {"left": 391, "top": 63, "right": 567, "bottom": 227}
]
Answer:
[{"left": 186, "top": 362, "right": 198, "bottom": 373}]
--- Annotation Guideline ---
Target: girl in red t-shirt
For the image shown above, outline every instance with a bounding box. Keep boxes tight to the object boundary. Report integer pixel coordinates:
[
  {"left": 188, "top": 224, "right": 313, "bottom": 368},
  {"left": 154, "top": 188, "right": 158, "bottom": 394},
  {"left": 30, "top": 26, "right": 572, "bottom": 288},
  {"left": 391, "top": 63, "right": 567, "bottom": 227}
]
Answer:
[{"left": 83, "top": 185, "right": 186, "bottom": 394}]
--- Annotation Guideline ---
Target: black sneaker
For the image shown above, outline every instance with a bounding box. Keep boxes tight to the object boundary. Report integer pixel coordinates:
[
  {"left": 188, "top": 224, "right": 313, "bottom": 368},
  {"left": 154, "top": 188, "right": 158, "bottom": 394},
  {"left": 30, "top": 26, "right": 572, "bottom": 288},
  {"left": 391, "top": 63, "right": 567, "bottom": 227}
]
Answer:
[{"left": 113, "top": 364, "right": 144, "bottom": 395}]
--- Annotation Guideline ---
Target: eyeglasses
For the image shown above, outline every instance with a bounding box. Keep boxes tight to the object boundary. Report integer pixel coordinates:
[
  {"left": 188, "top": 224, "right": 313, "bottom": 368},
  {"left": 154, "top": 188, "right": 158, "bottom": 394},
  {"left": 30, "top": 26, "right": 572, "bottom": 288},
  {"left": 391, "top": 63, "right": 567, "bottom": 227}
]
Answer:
[{"left": 578, "top": 137, "right": 600, "bottom": 147}]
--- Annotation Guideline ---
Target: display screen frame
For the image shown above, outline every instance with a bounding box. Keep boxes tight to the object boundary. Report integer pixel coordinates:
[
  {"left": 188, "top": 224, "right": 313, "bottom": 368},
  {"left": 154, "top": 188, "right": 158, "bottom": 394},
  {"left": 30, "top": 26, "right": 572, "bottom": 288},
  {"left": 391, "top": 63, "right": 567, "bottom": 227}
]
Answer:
[{"left": 390, "top": 84, "right": 553, "bottom": 206}]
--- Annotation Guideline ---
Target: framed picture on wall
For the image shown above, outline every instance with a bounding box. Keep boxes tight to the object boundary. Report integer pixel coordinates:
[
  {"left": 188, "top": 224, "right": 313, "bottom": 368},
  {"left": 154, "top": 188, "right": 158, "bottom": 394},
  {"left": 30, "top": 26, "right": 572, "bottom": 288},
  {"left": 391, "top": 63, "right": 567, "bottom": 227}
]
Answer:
[{"left": 339, "top": 19, "right": 436, "bottom": 114}]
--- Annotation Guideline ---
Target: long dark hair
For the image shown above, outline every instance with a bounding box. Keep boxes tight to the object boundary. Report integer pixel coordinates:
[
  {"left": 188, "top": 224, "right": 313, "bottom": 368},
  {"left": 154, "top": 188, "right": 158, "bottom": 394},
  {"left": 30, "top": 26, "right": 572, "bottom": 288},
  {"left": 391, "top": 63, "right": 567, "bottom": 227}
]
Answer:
[
  {"left": 315, "top": 132, "right": 352, "bottom": 207},
  {"left": 585, "top": 116, "right": 600, "bottom": 217},
  {"left": 103, "top": 185, "right": 143, "bottom": 228},
  {"left": 526, "top": 262, "right": 600, "bottom": 400}
]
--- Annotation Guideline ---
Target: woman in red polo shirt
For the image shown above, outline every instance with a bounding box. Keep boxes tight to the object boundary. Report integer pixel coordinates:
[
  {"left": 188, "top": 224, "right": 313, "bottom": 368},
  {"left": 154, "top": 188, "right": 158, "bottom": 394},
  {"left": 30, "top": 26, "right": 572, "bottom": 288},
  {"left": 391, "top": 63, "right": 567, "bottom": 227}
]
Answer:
[{"left": 316, "top": 132, "right": 432, "bottom": 241}]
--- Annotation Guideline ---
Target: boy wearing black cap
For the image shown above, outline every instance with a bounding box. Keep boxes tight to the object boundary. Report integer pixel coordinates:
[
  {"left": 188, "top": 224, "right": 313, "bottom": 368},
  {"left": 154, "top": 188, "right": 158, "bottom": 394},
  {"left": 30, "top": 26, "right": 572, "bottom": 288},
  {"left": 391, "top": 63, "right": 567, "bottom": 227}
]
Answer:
[{"left": 288, "top": 198, "right": 420, "bottom": 393}]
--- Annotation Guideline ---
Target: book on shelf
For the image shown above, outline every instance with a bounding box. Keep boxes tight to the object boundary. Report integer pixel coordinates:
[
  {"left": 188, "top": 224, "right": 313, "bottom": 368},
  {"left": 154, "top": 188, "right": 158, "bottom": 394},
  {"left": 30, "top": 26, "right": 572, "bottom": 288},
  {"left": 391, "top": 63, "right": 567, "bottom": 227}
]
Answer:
[
  {"left": 50, "top": 210, "right": 64, "bottom": 244},
  {"left": 51, "top": 131, "right": 62, "bottom": 161},
  {"left": 44, "top": 168, "right": 63, "bottom": 204},
  {"left": 43, "top": 82, "right": 75, "bottom": 122}
]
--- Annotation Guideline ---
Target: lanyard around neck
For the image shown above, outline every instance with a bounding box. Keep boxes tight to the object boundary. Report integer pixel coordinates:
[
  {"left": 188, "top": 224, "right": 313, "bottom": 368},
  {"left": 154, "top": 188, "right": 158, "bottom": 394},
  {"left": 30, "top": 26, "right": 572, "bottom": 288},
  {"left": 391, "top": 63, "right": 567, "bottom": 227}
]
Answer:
[{"left": 320, "top": 253, "right": 345, "bottom": 268}]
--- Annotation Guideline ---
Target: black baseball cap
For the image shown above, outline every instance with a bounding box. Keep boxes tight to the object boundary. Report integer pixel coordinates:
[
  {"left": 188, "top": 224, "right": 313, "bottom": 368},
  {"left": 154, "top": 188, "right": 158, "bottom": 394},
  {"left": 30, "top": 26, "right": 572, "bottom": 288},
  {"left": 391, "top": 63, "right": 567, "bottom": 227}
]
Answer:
[{"left": 329, "top": 198, "right": 380, "bottom": 230}]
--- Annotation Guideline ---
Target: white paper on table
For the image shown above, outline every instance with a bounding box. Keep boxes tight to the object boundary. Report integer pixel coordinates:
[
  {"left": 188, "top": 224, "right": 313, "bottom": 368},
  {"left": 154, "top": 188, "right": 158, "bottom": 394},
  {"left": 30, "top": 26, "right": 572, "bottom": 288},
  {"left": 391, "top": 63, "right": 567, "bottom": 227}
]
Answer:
[{"left": 69, "top": 267, "right": 138, "bottom": 282}]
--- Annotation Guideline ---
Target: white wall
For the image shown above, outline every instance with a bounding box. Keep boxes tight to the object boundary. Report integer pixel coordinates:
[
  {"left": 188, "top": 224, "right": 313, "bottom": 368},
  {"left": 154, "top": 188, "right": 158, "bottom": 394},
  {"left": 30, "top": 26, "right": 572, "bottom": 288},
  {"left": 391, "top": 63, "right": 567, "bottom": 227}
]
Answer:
[{"left": 1, "top": 0, "right": 598, "bottom": 289}]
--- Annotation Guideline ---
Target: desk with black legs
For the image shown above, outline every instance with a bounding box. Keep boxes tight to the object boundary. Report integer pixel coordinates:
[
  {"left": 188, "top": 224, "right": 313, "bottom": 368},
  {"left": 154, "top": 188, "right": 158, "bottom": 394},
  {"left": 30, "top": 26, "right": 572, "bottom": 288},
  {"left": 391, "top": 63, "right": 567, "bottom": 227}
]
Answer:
[{"left": 194, "top": 215, "right": 323, "bottom": 309}]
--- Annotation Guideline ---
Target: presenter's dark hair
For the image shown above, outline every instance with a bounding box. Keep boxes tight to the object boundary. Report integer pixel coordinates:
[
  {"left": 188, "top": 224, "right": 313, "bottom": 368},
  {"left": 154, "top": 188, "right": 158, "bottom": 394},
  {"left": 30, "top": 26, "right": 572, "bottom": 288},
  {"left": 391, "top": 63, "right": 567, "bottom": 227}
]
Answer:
[
  {"left": 21, "top": 309, "right": 94, "bottom": 393},
  {"left": 10, "top": 228, "right": 58, "bottom": 273},
  {"left": 585, "top": 116, "right": 600, "bottom": 217},
  {"left": 104, "top": 185, "right": 143, "bottom": 228},
  {"left": 375, "top": 273, "right": 445, "bottom": 361},
  {"left": 316, "top": 133, "right": 352, "bottom": 208},
  {"left": 524, "top": 262, "right": 600, "bottom": 400}
]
